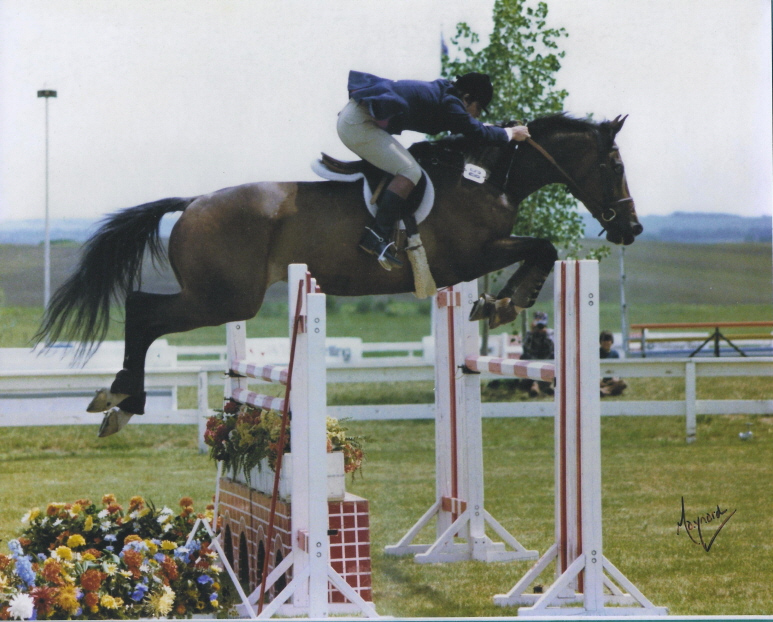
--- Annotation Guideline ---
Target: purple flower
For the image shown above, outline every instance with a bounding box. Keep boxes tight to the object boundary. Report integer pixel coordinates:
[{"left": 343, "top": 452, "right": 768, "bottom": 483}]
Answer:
[
  {"left": 130, "top": 584, "right": 149, "bottom": 602},
  {"left": 197, "top": 575, "right": 214, "bottom": 585}
]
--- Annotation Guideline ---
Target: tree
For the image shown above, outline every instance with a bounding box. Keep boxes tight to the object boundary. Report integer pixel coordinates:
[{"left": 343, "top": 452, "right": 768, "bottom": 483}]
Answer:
[{"left": 443, "top": 0, "right": 603, "bottom": 258}]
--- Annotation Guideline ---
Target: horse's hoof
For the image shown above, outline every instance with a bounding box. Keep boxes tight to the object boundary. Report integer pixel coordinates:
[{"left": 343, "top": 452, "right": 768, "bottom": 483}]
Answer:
[
  {"left": 469, "top": 294, "right": 496, "bottom": 321},
  {"left": 489, "top": 298, "right": 520, "bottom": 329},
  {"left": 98, "top": 409, "right": 134, "bottom": 437},
  {"left": 87, "top": 389, "right": 129, "bottom": 413}
]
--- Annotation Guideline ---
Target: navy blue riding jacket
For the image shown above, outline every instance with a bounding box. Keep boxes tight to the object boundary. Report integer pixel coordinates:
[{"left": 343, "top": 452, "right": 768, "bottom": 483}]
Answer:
[{"left": 347, "top": 70, "right": 509, "bottom": 144}]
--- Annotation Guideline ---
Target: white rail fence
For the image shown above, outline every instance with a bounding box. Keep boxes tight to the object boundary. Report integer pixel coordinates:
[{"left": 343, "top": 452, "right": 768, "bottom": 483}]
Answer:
[{"left": 1, "top": 340, "right": 772, "bottom": 447}]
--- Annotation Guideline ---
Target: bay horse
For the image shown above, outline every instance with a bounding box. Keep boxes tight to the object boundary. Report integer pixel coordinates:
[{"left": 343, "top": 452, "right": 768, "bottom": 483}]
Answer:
[{"left": 34, "top": 113, "right": 641, "bottom": 435}]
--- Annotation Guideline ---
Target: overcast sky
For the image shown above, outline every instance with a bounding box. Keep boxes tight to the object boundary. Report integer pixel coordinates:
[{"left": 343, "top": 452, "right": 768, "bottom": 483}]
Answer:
[{"left": 1, "top": 0, "right": 771, "bottom": 224}]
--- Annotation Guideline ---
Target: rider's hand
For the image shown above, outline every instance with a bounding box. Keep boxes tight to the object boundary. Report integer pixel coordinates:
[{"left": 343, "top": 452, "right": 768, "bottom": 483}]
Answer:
[{"left": 505, "top": 125, "right": 531, "bottom": 142}]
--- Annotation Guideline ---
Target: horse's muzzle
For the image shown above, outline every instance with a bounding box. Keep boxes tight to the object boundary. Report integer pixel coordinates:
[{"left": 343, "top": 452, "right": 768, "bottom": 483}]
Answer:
[{"left": 604, "top": 199, "right": 642, "bottom": 246}]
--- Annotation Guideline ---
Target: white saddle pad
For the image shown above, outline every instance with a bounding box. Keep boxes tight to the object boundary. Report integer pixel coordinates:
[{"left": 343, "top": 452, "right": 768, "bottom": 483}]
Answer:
[{"left": 310, "top": 159, "right": 434, "bottom": 229}]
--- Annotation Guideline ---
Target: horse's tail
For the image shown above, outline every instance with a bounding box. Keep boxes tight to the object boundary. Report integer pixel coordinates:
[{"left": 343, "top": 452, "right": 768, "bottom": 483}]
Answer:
[{"left": 33, "top": 196, "right": 195, "bottom": 359}]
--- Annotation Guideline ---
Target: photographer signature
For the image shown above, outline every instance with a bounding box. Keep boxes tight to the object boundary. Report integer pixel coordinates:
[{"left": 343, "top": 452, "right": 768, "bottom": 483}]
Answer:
[{"left": 676, "top": 496, "right": 736, "bottom": 552}]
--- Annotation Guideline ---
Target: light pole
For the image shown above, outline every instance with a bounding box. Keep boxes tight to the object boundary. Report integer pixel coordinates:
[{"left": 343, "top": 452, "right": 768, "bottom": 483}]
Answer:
[{"left": 37, "top": 88, "right": 57, "bottom": 307}]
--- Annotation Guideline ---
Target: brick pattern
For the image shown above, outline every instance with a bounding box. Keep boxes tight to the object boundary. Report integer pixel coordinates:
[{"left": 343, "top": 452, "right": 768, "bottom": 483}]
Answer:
[
  {"left": 218, "top": 478, "right": 372, "bottom": 604},
  {"left": 328, "top": 497, "right": 372, "bottom": 603}
]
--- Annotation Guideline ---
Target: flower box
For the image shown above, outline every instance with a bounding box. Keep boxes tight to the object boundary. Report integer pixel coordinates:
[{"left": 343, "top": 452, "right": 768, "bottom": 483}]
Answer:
[{"left": 230, "top": 451, "right": 345, "bottom": 501}]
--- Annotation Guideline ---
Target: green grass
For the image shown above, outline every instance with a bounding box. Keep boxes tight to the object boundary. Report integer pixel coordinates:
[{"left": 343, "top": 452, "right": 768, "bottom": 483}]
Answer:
[{"left": 1, "top": 415, "right": 772, "bottom": 616}]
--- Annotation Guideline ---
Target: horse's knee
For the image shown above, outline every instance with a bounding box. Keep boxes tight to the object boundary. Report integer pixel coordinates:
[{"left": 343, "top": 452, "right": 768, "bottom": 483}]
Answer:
[{"left": 534, "top": 238, "right": 558, "bottom": 270}]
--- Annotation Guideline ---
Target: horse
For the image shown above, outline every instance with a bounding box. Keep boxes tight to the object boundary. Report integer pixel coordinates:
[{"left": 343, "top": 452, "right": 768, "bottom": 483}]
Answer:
[{"left": 34, "top": 113, "right": 641, "bottom": 435}]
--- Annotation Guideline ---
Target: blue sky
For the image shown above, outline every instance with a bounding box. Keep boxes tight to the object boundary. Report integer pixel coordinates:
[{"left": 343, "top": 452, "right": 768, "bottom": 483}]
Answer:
[{"left": 1, "top": 0, "right": 770, "bottom": 223}]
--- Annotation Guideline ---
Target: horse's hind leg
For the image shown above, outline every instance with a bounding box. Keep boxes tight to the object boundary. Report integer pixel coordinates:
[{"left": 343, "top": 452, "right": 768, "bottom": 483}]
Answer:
[{"left": 93, "top": 288, "right": 259, "bottom": 436}]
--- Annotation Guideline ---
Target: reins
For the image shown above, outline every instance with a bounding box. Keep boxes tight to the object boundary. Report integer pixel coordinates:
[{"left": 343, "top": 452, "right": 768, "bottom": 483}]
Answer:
[{"left": 525, "top": 136, "right": 633, "bottom": 229}]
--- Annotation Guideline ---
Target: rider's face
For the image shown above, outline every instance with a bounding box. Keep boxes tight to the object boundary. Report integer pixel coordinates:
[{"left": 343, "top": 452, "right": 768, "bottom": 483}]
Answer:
[{"left": 464, "top": 98, "right": 483, "bottom": 119}]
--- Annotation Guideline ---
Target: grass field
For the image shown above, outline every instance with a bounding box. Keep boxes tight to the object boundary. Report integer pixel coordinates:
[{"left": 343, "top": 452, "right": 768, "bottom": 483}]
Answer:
[
  {"left": 1, "top": 415, "right": 771, "bottom": 617},
  {"left": 1, "top": 240, "right": 772, "bottom": 616}
]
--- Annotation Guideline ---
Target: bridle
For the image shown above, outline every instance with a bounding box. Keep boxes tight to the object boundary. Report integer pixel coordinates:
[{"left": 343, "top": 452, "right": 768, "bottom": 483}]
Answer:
[{"left": 524, "top": 136, "right": 633, "bottom": 232}]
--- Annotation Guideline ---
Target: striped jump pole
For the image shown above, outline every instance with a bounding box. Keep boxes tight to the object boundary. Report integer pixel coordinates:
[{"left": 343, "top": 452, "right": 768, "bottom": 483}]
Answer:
[
  {"left": 493, "top": 260, "right": 667, "bottom": 616},
  {"left": 223, "top": 264, "right": 379, "bottom": 619},
  {"left": 385, "top": 279, "right": 539, "bottom": 563}
]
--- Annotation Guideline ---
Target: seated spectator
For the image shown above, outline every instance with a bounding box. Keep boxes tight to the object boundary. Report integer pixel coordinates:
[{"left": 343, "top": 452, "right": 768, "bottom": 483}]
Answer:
[
  {"left": 599, "top": 330, "right": 627, "bottom": 397},
  {"left": 520, "top": 311, "right": 555, "bottom": 398}
]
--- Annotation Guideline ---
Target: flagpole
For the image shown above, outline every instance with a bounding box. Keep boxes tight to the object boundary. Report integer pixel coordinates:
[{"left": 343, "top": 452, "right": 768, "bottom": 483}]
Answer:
[{"left": 38, "top": 89, "right": 57, "bottom": 308}]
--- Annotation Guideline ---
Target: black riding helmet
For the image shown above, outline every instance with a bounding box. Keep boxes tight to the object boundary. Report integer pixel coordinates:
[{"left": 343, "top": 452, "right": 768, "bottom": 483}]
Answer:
[{"left": 453, "top": 72, "right": 494, "bottom": 110}]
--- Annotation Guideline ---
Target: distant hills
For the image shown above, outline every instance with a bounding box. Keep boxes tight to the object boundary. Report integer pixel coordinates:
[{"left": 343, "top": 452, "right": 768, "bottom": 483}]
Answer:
[
  {"left": 0, "top": 211, "right": 770, "bottom": 244},
  {"left": 581, "top": 211, "right": 771, "bottom": 243}
]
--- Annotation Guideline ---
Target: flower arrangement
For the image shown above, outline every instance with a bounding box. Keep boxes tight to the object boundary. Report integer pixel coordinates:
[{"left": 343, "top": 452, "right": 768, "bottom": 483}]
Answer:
[
  {"left": 0, "top": 495, "right": 227, "bottom": 620},
  {"left": 204, "top": 401, "right": 366, "bottom": 481}
]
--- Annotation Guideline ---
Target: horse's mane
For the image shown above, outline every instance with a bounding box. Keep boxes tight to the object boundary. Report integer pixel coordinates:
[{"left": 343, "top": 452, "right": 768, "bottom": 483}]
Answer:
[
  {"left": 526, "top": 113, "right": 598, "bottom": 140},
  {"left": 412, "top": 113, "right": 600, "bottom": 154}
]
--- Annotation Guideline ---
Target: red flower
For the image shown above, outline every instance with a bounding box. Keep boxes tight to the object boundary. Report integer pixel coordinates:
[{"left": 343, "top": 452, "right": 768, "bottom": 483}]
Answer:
[
  {"left": 83, "top": 592, "right": 99, "bottom": 609},
  {"left": 161, "top": 557, "right": 179, "bottom": 583},
  {"left": 31, "top": 586, "right": 58, "bottom": 617},
  {"left": 80, "top": 569, "right": 106, "bottom": 592},
  {"left": 223, "top": 400, "right": 240, "bottom": 414},
  {"left": 42, "top": 560, "right": 65, "bottom": 586}
]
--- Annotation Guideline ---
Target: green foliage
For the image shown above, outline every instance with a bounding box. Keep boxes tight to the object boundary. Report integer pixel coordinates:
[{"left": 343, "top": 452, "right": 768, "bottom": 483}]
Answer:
[{"left": 442, "top": 0, "right": 602, "bottom": 258}]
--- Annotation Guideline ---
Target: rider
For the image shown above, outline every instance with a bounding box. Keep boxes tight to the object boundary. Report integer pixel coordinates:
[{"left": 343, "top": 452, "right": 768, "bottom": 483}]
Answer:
[{"left": 337, "top": 70, "right": 531, "bottom": 270}]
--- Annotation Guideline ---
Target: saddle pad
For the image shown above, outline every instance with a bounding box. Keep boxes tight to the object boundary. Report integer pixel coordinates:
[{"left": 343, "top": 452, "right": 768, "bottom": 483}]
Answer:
[{"left": 310, "top": 159, "right": 434, "bottom": 228}]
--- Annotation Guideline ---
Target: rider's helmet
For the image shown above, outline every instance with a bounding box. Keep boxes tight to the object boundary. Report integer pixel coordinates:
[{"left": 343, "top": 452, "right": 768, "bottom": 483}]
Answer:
[{"left": 453, "top": 72, "right": 494, "bottom": 110}]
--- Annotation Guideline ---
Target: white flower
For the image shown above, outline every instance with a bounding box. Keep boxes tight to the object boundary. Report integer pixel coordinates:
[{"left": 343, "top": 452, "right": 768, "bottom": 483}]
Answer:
[
  {"left": 8, "top": 593, "right": 35, "bottom": 620},
  {"left": 98, "top": 509, "right": 109, "bottom": 519},
  {"left": 140, "top": 563, "right": 151, "bottom": 573},
  {"left": 20, "top": 511, "right": 32, "bottom": 524},
  {"left": 100, "top": 521, "right": 112, "bottom": 532},
  {"left": 103, "top": 562, "right": 118, "bottom": 575},
  {"left": 52, "top": 518, "right": 63, "bottom": 527},
  {"left": 162, "top": 523, "right": 173, "bottom": 532}
]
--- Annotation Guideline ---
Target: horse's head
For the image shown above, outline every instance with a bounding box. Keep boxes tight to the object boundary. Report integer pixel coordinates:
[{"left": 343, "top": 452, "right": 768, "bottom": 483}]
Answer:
[
  {"left": 519, "top": 114, "right": 642, "bottom": 245},
  {"left": 586, "top": 116, "right": 641, "bottom": 245}
]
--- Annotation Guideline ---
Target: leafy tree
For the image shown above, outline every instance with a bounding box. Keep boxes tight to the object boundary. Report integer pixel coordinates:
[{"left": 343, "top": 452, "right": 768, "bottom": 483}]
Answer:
[{"left": 443, "top": 0, "right": 605, "bottom": 258}]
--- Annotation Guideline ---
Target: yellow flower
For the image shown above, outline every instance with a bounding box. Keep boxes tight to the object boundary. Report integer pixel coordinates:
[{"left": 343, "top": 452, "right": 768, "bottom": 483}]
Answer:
[
  {"left": 138, "top": 507, "right": 151, "bottom": 518},
  {"left": 160, "top": 540, "right": 177, "bottom": 550},
  {"left": 83, "top": 515, "right": 94, "bottom": 531},
  {"left": 103, "top": 562, "right": 118, "bottom": 575},
  {"left": 144, "top": 540, "right": 158, "bottom": 555},
  {"left": 100, "top": 594, "right": 123, "bottom": 609},
  {"left": 57, "top": 586, "right": 80, "bottom": 614},
  {"left": 211, "top": 600, "right": 219, "bottom": 608},
  {"left": 66, "top": 534, "right": 86, "bottom": 548},
  {"left": 55, "top": 546, "right": 73, "bottom": 561},
  {"left": 148, "top": 586, "right": 176, "bottom": 617},
  {"left": 71, "top": 503, "right": 82, "bottom": 515},
  {"left": 82, "top": 553, "right": 96, "bottom": 561}
]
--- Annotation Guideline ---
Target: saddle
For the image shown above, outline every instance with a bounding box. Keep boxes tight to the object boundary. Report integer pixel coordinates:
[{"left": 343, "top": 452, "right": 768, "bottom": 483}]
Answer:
[{"left": 312, "top": 153, "right": 433, "bottom": 235}]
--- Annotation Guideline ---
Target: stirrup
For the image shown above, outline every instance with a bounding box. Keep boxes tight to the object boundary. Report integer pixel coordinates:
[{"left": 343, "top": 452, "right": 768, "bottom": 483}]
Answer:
[
  {"left": 359, "top": 227, "right": 402, "bottom": 270},
  {"left": 377, "top": 241, "right": 401, "bottom": 270}
]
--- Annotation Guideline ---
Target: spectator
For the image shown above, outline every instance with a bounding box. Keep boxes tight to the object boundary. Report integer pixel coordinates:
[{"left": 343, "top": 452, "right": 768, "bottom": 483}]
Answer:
[
  {"left": 599, "top": 330, "right": 627, "bottom": 397},
  {"left": 520, "top": 311, "right": 555, "bottom": 398}
]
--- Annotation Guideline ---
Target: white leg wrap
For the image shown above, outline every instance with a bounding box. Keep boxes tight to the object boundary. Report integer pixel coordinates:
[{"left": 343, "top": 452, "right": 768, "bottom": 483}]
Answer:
[{"left": 406, "top": 233, "right": 437, "bottom": 299}]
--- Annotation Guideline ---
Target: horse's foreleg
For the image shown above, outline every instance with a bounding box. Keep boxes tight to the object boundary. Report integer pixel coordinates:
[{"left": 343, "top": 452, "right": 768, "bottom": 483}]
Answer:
[{"left": 469, "top": 237, "right": 557, "bottom": 328}]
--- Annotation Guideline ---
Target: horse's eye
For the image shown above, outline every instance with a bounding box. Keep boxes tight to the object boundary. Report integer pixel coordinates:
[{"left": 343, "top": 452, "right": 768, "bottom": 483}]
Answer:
[{"left": 614, "top": 163, "right": 624, "bottom": 175}]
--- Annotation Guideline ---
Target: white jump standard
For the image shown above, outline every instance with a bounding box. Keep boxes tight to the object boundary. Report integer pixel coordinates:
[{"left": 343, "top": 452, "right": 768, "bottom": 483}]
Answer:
[
  {"left": 487, "top": 260, "right": 667, "bottom": 616},
  {"left": 385, "top": 284, "right": 539, "bottom": 563},
  {"left": 223, "top": 264, "right": 379, "bottom": 619}
]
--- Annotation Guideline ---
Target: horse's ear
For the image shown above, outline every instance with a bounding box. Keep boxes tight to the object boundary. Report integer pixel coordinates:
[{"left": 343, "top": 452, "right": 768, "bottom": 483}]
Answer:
[{"left": 608, "top": 114, "right": 628, "bottom": 138}]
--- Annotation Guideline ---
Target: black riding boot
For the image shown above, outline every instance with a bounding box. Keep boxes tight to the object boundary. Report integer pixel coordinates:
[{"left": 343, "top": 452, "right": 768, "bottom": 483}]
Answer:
[{"left": 359, "top": 189, "right": 405, "bottom": 270}]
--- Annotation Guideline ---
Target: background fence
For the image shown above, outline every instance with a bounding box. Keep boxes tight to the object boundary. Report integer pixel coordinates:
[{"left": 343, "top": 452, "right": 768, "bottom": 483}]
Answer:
[{"left": 2, "top": 339, "right": 772, "bottom": 449}]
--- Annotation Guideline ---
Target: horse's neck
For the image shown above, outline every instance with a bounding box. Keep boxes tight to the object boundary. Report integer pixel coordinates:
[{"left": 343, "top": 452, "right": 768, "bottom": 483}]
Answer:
[{"left": 511, "top": 132, "right": 596, "bottom": 203}]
